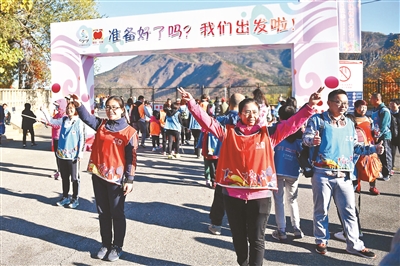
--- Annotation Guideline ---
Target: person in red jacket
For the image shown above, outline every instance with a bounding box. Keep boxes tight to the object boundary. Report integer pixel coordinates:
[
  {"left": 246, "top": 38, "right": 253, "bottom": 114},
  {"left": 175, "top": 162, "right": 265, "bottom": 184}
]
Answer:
[{"left": 178, "top": 87, "right": 323, "bottom": 266}]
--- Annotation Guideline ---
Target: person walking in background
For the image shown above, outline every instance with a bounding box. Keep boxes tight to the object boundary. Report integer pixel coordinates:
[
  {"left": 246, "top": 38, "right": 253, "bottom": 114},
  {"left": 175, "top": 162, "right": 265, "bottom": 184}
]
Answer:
[
  {"left": 49, "top": 100, "right": 67, "bottom": 180},
  {"left": 160, "top": 102, "right": 168, "bottom": 155},
  {"left": 189, "top": 107, "right": 202, "bottom": 158},
  {"left": 21, "top": 103, "right": 37, "bottom": 148},
  {"left": 137, "top": 97, "right": 147, "bottom": 148},
  {"left": 370, "top": 93, "right": 392, "bottom": 181},
  {"left": 178, "top": 87, "right": 321, "bottom": 266},
  {"left": 200, "top": 94, "right": 208, "bottom": 111},
  {"left": 125, "top": 97, "right": 133, "bottom": 124},
  {"left": 150, "top": 110, "right": 161, "bottom": 151},
  {"left": 0, "top": 104, "right": 5, "bottom": 145},
  {"left": 45, "top": 102, "right": 85, "bottom": 209},
  {"left": 178, "top": 99, "right": 191, "bottom": 145},
  {"left": 71, "top": 94, "right": 138, "bottom": 262},
  {"left": 199, "top": 130, "right": 221, "bottom": 188},
  {"left": 164, "top": 102, "right": 182, "bottom": 159},
  {"left": 144, "top": 100, "right": 153, "bottom": 139},
  {"left": 252, "top": 88, "right": 272, "bottom": 127},
  {"left": 271, "top": 105, "right": 305, "bottom": 241},
  {"left": 3, "top": 103, "right": 11, "bottom": 125},
  {"left": 303, "top": 89, "right": 383, "bottom": 258},
  {"left": 129, "top": 95, "right": 144, "bottom": 135},
  {"left": 389, "top": 98, "right": 400, "bottom": 172},
  {"left": 352, "top": 100, "right": 380, "bottom": 195},
  {"left": 221, "top": 97, "right": 229, "bottom": 115}
]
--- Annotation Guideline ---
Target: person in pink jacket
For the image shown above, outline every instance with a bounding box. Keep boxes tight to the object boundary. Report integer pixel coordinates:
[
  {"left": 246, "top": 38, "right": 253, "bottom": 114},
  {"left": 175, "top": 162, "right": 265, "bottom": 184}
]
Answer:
[{"left": 178, "top": 87, "right": 323, "bottom": 266}]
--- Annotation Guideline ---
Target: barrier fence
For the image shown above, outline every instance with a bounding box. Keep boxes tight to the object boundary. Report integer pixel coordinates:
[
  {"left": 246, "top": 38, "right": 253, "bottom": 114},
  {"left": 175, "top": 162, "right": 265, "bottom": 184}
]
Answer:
[{"left": 95, "top": 81, "right": 400, "bottom": 107}]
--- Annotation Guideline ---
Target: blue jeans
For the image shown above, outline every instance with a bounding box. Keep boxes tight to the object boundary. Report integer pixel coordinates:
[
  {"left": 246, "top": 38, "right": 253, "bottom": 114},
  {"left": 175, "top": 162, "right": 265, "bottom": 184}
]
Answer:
[
  {"left": 311, "top": 169, "right": 365, "bottom": 252},
  {"left": 273, "top": 175, "right": 300, "bottom": 231}
]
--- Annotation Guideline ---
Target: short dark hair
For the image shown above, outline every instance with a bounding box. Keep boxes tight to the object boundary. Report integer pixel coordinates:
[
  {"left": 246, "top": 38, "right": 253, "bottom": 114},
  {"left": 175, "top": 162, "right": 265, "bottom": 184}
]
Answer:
[
  {"left": 328, "top": 89, "right": 347, "bottom": 101},
  {"left": 354, "top": 99, "right": 367, "bottom": 108},
  {"left": 278, "top": 105, "right": 296, "bottom": 120},
  {"left": 390, "top": 98, "right": 400, "bottom": 105},
  {"left": 138, "top": 95, "right": 144, "bottom": 101}
]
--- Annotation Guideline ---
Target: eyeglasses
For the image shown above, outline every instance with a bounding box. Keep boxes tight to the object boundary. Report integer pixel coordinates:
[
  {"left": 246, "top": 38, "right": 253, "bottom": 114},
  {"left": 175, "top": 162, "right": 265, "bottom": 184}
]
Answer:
[
  {"left": 242, "top": 110, "right": 259, "bottom": 116},
  {"left": 105, "top": 106, "right": 121, "bottom": 111},
  {"left": 330, "top": 100, "right": 349, "bottom": 107}
]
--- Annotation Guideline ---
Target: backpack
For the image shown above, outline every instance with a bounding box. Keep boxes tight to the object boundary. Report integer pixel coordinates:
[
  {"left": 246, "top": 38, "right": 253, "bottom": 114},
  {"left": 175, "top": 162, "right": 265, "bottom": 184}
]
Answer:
[
  {"left": 181, "top": 109, "right": 188, "bottom": 120},
  {"left": 296, "top": 113, "right": 324, "bottom": 178},
  {"left": 214, "top": 103, "right": 223, "bottom": 117},
  {"left": 130, "top": 102, "right": 142, "bottom": 122},
  {"left": 355, "top": 126, "right": 382, "bottom": 183},
  {"left": 379, "top": 106, "right": 398, "bottom": 140}
]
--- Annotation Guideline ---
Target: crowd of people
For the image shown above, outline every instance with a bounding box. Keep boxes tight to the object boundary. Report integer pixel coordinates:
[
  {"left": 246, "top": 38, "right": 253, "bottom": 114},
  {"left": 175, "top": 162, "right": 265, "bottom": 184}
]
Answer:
[{"left": 0, "top": 88, "right": 398, "bottom": 265}]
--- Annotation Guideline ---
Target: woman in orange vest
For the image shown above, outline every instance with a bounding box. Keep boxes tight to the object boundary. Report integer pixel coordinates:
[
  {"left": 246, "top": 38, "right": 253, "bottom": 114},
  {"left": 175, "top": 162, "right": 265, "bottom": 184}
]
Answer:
[
  {"left": 178, "top": 87, "right": 323, "bottom": 266},
  {"left": 71, "top": 94, "right": 138, "bottom": 262}
]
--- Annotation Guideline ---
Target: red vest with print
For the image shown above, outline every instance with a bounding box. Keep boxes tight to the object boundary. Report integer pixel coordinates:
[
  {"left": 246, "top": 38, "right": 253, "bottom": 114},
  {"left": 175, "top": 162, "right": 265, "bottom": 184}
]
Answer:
[
  {"left": 88, "top": 120, "right": 136, "bottom": 184},
  {"left": 216, "top": 125, "right": 277, "bottom": 189}
]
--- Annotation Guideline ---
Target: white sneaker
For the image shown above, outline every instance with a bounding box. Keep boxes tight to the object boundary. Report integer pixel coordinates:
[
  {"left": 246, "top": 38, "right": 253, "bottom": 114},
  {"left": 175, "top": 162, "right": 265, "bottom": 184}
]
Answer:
[
  {"left": 173, "top": 153, "right": 180, "bottom": 159},
  {"left": 208, "top": 224, "right": 221, "bottom": 235},
  {"left": 334, "top": 231, "right": 346, "bottom": 242},
  {"left": 152, "top": 148, "right": 156, "bottom": 152}
]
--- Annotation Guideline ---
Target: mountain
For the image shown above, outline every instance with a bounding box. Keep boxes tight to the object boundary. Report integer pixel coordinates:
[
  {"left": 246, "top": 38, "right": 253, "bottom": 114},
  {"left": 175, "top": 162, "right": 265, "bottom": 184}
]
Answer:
[{"left": 95, "top": 32, "right": 398, "bottom": 89}]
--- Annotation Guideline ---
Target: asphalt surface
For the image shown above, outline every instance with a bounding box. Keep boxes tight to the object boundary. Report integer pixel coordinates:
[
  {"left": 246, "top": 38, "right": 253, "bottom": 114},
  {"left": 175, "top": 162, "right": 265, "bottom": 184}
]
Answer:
[{"left": 0, "top": 123, "right": 399, "bottom": 266}]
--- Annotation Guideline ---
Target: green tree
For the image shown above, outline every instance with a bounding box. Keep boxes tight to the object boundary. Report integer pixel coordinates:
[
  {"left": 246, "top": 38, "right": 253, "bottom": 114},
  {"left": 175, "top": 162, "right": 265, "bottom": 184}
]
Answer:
[{"left": 0, "top": 0, "right": 101, "bottom": 88}]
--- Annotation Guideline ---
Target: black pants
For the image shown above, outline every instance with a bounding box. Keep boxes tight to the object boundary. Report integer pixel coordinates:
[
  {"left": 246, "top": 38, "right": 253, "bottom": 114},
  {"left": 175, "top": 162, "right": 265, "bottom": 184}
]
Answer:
[
  {"left": 209, "top": 184, "right": 225, "bottom": 226},
  {"left": 390, "top": 142, "right": 400, "bottom": 169},
  {"left": 92, "top": 176, "right": 126, "bottom": 248},
  {"left": 224, "top": 195, "right": 272, "bottom": 266},
  {"left": 161, "top": 127, "right": 167, "bottom": 152},
  {"left": 378, "top": 138, "right": 392, "bottom": 176},
  {"left": 152, "top": 135, "right": 160, "bottom": 148},
  {"left": 180, "top": 126, "right": 191, "bottom": 143},
  {"left": 59, "top": 159, "right": 80, "bottom": 199},
  {"left": 191, "top": 129, "right": 201, "bottom": 156},
  {"left": 166, "top": 129, "right": 180, "bottom": 154},
  {"left": 22, "top": 126, "right": 35, "bottom": 145},
  {"left": 53, "top": 139, "right": 60, "bottom": 172}
]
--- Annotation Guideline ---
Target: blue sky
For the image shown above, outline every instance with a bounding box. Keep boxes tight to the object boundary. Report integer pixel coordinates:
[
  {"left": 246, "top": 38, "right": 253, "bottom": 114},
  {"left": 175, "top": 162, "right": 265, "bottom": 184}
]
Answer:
[{"left": 95, "top": 0, "right": 400, "bottom": 74}]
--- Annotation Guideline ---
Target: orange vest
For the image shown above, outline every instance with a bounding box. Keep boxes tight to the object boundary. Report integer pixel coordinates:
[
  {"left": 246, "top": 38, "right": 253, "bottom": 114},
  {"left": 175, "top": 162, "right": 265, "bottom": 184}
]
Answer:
[
  {"left": 159, "top": 110, "right": 166, "bottom": 128},
  {"left": 87, "top": 120, "right": 137, "bottom": 184},
  {"left": 150, "top": 120, "right": 161, "bottom": 136},
  {"left": 355, "top": 117, "right": 374, "bottom": 144},
  {"left": 216, "top": 126, "right": 277, "bottom": 189}
]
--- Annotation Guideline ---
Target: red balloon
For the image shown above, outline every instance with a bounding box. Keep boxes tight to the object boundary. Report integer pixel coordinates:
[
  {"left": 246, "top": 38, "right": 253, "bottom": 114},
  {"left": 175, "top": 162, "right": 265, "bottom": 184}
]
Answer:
[
  {"left": 52, "top": 83, "right": 61, "bottom": 93},
  {"left": 324, "top": 76, "right": 339, "bottom": 89}
]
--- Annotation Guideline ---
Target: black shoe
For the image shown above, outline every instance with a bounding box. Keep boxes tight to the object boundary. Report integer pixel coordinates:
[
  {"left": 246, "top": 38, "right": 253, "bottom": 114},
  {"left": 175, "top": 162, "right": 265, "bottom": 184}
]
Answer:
[
  {"left": 108, "top": 245, "right": 123, "bottom": 262},
  {"left": 346, "top": 248, "right": 376, "bottom": 259},
  {"left": 316, "top": 243, "right": 327, "bottom": 255},
  {"left": 23, "top": 144, "right": 26, "bottom": 148},
  {"left": 140, "top": 144, "right": 146, "bottom": 148},
  {"left": 31, "top": 143, "right": 37, "bottom": 146}
]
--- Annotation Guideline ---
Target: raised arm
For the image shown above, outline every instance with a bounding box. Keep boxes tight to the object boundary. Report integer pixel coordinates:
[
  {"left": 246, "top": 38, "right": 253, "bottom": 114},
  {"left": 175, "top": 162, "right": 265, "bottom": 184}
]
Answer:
[
  {"left": 178, "top": 88, "right": 225, "bottom": 141},
  {"left": 70, "top": 94, "right": 103, "bottom": 130}
]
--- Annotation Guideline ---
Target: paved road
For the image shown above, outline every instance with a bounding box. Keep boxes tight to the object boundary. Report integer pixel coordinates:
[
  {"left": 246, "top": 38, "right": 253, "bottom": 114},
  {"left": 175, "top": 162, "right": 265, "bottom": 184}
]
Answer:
[{"left": 1, "top": 124, "right": 399, "bottom": 265}]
